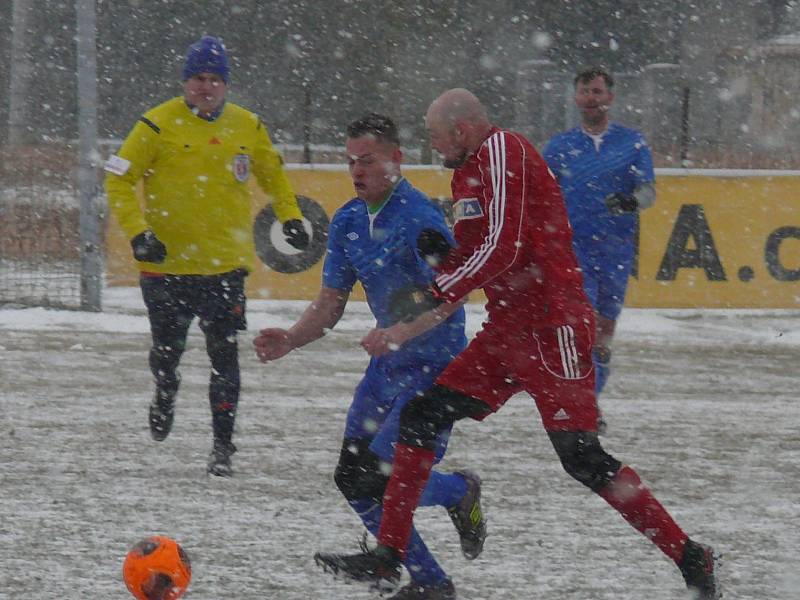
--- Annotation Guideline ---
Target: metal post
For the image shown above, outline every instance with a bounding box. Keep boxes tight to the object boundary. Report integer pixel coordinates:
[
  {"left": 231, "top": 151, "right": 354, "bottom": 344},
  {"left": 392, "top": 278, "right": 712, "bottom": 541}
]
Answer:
[
  {"left": 76, "top": 0, "right": 102, "bottom": 311},
  {"left": 303, "top": 87, "right": 312, "bottom": 164},
  {"left": 680, "top": 87, "right": 691, "bottom": 167},
  {"left": 9, "top": 0, "right": 34, "bottom": 144}
]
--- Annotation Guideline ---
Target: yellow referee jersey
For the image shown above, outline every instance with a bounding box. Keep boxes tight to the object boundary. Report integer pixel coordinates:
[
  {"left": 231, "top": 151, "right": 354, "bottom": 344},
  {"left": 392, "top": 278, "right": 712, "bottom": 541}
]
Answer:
[{"left": 105, "top": 97, "right": 302, "bottom": 275}]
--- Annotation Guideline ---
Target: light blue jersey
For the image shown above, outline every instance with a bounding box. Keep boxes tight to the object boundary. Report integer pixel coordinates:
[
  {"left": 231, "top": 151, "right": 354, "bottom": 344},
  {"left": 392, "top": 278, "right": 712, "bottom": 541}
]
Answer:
[
  {"left": 324, "top": 177, "right": 466, "bottom": 367},
  {"left": 544, "top": 123, "right": 654, "bottom": 395},
  {"left": 324, "top": 177, "right": 468, "bottom": 586},
  {"left": 543, "top": 123, "right": 654, "bottom": 321},
  {"left": 324, "top": 177, "right": 466, "bottom": 456},
  {"left": 544, "top": 123, "right": 654, "bottom": 249}
]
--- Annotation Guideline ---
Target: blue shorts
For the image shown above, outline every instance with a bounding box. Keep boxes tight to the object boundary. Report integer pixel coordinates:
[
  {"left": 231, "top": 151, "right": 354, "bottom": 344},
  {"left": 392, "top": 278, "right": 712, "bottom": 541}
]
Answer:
[
  {"left": 344, "top": 356, "right": 452, "bottom": 464},
  {"left": 576, "top": 246, "right": 635, "bottom": 322}
]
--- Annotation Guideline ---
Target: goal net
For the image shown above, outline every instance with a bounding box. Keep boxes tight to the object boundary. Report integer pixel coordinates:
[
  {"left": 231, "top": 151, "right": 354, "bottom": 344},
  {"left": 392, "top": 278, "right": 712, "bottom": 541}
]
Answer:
[
  {"left": 2, "top": 1, "right": 102, "bottom": 310},
  {"left": 0, "top": 146, "right": 87, "bottom": 309}
]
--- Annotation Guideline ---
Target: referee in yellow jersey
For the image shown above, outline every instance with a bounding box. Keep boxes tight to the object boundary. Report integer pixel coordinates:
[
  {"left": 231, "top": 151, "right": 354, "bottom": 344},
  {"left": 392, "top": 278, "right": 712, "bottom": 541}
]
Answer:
[{"left": 105, "top": 35, "right": 308, "bottom": 476}]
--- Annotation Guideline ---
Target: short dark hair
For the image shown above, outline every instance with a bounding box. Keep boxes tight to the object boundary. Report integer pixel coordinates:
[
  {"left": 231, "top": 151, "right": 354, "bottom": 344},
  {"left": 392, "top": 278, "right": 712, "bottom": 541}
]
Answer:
[
  {"left": 574, "top": 67, "right": 614, "bottom": 89},
  {"left": 346, "top": 113, "right": 400, "bottom": 145}
]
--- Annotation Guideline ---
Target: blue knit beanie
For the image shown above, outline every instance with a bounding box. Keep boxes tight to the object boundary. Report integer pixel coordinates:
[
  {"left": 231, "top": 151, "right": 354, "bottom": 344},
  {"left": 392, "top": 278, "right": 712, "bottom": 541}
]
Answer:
[{"left": 182, "top": 36, "right": 229, "bottom": 83}]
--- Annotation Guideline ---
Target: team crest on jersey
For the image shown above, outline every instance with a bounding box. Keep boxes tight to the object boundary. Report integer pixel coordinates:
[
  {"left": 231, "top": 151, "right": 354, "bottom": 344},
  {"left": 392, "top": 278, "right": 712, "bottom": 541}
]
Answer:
[
  {"left": 233, "top": 154, "right": 250, "bottom": 182},
  {"left": 453, "top": 197, "right": 484, "bottom": 223}
]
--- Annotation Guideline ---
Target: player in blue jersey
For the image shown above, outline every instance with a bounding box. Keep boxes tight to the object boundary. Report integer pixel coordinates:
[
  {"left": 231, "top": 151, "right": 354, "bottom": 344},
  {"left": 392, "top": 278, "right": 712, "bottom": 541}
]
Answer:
[
  {"left": 543, "top": 67, "right": 656, "bottom": 423},
  {"left": 254, "top": 114, "right": 485, "bottom": 599}
]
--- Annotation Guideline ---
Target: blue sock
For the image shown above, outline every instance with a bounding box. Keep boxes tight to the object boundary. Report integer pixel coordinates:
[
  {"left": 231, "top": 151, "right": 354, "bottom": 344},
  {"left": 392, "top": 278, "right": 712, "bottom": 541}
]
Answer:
[
  {"left": 350, "top": 499, "right": 448, "bottom": 586},
  {"left": 594, "top": 353, "right": 611, "bottom": 395},
  {"left": 419, "top": 471, "right": 467, "bottom": 508}
]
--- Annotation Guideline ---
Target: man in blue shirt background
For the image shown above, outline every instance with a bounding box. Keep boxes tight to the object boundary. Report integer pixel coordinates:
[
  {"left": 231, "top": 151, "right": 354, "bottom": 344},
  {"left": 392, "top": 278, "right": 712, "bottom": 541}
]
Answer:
[
  {"left": 543, "top": 67, "right": 656, "bottom": 427},
  {"left": 254, "top": 114, "right": 484, "bottom": 599}
]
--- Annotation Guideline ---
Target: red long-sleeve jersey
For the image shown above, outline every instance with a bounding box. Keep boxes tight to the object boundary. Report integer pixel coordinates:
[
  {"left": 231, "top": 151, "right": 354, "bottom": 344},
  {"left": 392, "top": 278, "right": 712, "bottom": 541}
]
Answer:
[{"left": 435, "top": 127, "right": 592, "bottom": 326}]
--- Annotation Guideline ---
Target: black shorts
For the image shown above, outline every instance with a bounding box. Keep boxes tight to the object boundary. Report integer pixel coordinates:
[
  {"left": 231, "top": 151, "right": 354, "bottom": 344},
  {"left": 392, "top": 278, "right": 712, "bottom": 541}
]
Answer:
[{"left": 140, "top": 269, "right": 248, "bottom": 332}]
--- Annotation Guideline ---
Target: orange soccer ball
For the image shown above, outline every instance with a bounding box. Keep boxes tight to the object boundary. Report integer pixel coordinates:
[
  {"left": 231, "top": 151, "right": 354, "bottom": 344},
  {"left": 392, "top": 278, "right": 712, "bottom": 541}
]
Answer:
[{"left": 122, "top": 535, "right": 192, "bottom": 600}]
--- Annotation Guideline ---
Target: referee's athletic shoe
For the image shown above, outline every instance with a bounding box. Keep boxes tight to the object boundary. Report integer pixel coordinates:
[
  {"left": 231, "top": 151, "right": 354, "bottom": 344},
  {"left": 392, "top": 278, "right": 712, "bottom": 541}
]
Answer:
[
  {"left": 388, "top": 578, "right": 456, "bottom": 600},
  {"left": 679, "top": 540, "right": 721, "bottom": 599},
  {"left": 314, "top": 542, "right": 401, "bottom": 589},
  {"left": 207, "top": 440, "right": 236, "bottom": 477},
  {"left": 448, "top": 470, "right": 487, "bottom": 560},
  {"left": 148, "top": 391, "right": 174, "bottom": 442}
]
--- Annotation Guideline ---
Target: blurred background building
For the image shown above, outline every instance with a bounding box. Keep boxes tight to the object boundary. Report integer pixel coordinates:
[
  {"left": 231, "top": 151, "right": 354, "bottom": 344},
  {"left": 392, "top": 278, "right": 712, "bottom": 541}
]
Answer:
[{"left": 2, "top": 0, "right": 800, "bottom": 167}]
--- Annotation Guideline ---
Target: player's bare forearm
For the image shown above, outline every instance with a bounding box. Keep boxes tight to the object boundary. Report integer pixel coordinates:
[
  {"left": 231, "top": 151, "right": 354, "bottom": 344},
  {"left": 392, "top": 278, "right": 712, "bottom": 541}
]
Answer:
[
  {"left": 401, "top": 297, "right": 464, "bottom": 339},
  {"left": 254, "top": 287, "right": 349, "bottom": 363},
  {"left": 361, "top": 298, "right": 465, "bottom": 357},
  {"left": 291, "top": 287, "right": 349, "bottom": 344}
]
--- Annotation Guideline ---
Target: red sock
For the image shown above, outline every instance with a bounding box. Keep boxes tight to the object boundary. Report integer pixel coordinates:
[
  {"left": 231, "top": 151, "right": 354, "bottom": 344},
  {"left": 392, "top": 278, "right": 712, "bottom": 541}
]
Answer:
[
  {"left": 598, "top": 465, "right": 688, "bottom": 562},
  {"left": 377, "top": 444, "right": 435, "bottom": 556}
]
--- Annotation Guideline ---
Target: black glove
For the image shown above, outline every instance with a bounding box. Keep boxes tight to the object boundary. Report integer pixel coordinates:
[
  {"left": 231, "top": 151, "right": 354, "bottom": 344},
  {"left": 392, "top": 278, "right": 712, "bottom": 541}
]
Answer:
[
  {"left": 131, "top": 230, "right": 166, "bottom": 263},
  {"left": 417, "top": 228, "right": 452, "bottom": 267},
  {"left": 604, "top": 192, "right": 639, "bottom": 215},
  {"left": 282, "top": 219, "right": 309, "bottom": 250},
  {"left": 388, "top": 283, "right": 444, "bottom": 323}
]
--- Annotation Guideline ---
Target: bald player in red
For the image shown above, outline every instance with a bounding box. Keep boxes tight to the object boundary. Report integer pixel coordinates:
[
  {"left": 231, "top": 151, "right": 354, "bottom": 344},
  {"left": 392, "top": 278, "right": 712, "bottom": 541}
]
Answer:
[{"left": 314, "top": 88, "right": 720, "bottom": 600}]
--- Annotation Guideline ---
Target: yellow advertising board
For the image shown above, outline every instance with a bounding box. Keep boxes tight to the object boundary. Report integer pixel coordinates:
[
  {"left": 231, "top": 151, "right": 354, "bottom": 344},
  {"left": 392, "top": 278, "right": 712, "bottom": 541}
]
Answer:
[
  {"left": 630, "top": 171, "right": 799, "bottom": 308},
  {"left": 105, "top": 167, "right": 800, "bottom": 308}
]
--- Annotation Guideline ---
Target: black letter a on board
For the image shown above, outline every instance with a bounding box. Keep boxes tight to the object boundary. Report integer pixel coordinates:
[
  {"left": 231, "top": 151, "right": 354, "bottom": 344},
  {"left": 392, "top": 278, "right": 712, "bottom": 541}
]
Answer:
[{"left": 657, "top": 204, "right": 726, "bottom": 281}]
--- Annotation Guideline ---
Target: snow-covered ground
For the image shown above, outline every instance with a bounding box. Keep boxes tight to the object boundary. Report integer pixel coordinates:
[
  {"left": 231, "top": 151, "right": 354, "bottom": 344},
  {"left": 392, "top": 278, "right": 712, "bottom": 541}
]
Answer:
[{"left": 1, "top": 288, "right": 798, "bottom": 599}]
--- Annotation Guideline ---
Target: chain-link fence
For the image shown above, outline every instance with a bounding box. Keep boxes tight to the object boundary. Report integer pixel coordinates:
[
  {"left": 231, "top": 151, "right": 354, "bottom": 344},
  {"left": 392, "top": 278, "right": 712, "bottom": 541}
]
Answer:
[{"left": 0, "top": 145, "right": 88, "bottom": 308}]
